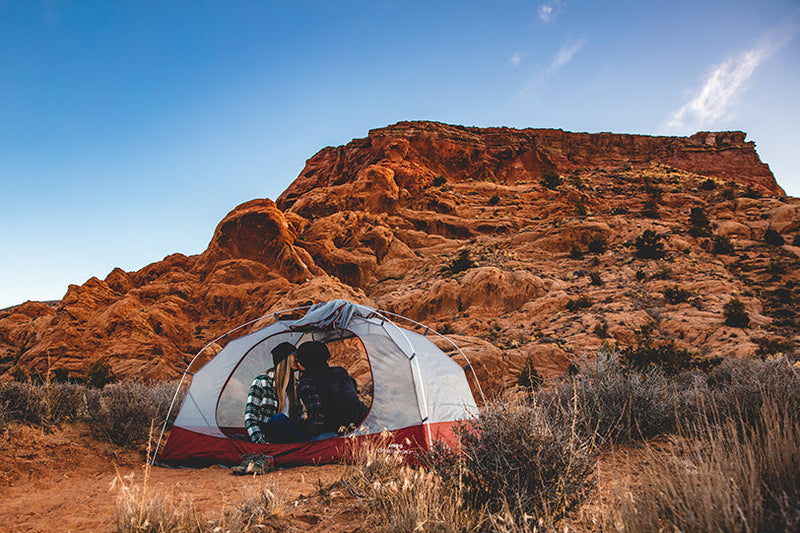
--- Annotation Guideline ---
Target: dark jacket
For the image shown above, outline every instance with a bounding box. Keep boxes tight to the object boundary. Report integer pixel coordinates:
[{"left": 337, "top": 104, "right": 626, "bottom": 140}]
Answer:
[{"left": 298, "top": 365, "right": 369, "bottom": 438}]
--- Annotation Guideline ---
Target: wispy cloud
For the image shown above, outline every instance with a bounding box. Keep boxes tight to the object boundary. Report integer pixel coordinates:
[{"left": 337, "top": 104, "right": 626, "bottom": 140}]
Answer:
[
  {"left": 538, "top": 1, "right": 565, "bottom": 23},
  {"left": 551, "top": 38, "right": 584, "bottom": 70},
  {"left": 517, "top": 36, "right": 585, "bottom": 100},
  {"left": 664, "top": 21, "right": 796, "bottom": 133},
  {"left": 510, "top": 52, "right": 522, "bottom": 67}
]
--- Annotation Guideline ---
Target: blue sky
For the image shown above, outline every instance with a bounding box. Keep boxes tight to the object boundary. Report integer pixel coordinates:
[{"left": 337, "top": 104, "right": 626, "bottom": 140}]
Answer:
[{"left": 1, "top": 1, "right": 798, "bottom": 309}]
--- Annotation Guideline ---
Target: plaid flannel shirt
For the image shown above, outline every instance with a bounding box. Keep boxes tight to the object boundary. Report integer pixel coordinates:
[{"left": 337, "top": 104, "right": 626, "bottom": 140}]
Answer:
[{"left": 244, "top": 370, "right": 279, "bottom": 444}]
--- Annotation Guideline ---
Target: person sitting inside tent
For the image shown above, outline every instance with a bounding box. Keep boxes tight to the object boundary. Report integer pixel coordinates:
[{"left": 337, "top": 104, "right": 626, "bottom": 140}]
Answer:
[
  {"left": 244, "top": 342, "right": 307, "bottom": 444},
  {"left": 293, "top": 340, "right": 368, "bottom": 439}
]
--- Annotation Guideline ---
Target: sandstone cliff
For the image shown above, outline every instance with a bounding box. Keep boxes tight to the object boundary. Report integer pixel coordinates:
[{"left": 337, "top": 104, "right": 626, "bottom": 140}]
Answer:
[{"left": 1, "top": 121, "right": 797, "bottom": 393}]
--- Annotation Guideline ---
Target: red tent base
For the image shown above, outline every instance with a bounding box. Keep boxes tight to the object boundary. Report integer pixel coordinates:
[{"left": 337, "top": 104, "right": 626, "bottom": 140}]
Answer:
[{"left": 156, "top": 421, "right": 461, "bottom": 468}]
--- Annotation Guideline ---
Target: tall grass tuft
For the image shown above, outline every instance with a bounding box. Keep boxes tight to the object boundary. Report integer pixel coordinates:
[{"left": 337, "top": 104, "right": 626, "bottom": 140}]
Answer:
[
  {"left": 114, "top": 435, "right": 205, "bottom": 533},
  {"left": 343, "top": 431, "right": 482, "bottom": 532},
  {"left": 368, "top": 465, "right": 479, "bottom": 533},
  {"left": 218, "top": 484, "right": 288, "bottom": 532},
  {"left": 610, "top": 394, "right": 800, "bottom": 532}
]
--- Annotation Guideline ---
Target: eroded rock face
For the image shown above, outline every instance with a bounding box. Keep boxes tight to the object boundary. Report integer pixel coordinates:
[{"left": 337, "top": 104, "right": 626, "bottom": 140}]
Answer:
[{"left": 1, "top": 121, "right": 797, "bottom": 393}]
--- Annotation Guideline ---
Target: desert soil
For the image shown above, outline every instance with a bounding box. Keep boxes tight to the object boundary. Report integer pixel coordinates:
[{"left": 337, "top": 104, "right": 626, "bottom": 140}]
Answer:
[
  {"left": 0, "top": 423, "right": 370, "bottom": 533},
  {"left": 1, "top": 422, "right": 656, "bottom": 532}
]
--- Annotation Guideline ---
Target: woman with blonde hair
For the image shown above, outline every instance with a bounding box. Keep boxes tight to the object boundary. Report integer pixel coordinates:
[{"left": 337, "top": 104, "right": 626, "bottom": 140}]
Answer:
[{"left": 244, "top": 342, "right": 307, "bottom": 444}]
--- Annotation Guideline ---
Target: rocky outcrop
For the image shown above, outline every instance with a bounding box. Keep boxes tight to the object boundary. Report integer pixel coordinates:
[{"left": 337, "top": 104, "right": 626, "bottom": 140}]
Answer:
[{"left": 1, "top": 121, "right": 796, "bottom": 393}]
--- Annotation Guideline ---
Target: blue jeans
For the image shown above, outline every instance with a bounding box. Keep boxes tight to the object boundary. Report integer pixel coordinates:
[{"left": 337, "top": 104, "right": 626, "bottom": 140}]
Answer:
[{"left": 260, "top": 414, "right": 308, "bottom": 443}]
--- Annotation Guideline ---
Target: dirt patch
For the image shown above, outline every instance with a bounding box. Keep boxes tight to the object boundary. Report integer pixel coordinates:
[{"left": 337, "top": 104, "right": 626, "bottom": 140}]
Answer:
[{"left": 0, "top": 423, "right": 367, "bottom": 532}]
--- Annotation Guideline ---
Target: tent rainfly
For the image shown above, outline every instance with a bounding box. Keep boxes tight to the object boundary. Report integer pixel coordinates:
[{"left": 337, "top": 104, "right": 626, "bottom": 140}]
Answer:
[{"left": 154, "top": 300, "right": 481, "bottom": 467}]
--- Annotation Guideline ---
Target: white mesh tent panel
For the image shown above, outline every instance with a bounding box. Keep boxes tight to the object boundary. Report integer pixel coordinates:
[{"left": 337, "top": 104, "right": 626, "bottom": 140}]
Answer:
[
  {"left": 405, "top": 329, "right": 478, "bottom": 422},
  {"left": 353, "top": 325, "right": 421, "bottom": 432}
]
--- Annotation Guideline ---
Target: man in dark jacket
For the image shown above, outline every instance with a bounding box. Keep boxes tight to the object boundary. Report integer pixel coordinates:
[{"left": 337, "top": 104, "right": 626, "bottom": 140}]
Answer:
[{"left": 293, "top": 340, "right": 368, "bottom": 438}]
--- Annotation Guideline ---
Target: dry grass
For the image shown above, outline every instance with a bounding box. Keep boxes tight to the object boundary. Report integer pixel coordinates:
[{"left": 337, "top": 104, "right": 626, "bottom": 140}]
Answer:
[
  {"left": 368, "top": 465, "right": 481, "bottom": 533},
  {"left": 339, "top": 397, "right": 598, "bottom": 532},
  {"left": 218, "top": 484, "right": 289, "bottom": 532},
  {"left": 608, "top": 394, "right": 800, "bottom": 532},
  {"left": 113, "top": 436, "right": 205, "bottom": 533},
  {"left": 113, "top": 433, "right": 289, "bottom": 533},
  {"left": 0, "top": 379, "right": 178, "bottom": 447},
  {"left": 341, "top": 431, "right": 481, "bottom": 532}
]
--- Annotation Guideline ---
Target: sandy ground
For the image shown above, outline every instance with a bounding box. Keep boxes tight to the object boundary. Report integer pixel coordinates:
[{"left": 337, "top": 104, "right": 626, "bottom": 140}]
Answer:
[
  {"left": 0, "top": 423, "right": 368, "bottom": 533},
  {"left": 1, "top": 422, "right": 662, "bottom": 532}
]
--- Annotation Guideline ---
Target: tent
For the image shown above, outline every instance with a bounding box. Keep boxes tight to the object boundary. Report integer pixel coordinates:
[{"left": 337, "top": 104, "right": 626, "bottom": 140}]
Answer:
[{"left": 154, "top": 300, "right": 482, "bottom": 467}]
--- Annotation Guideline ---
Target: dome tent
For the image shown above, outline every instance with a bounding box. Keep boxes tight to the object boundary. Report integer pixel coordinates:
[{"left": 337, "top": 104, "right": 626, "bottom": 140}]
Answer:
[{"left": 154, "top": 300, "right": 481, "bottom": 467}]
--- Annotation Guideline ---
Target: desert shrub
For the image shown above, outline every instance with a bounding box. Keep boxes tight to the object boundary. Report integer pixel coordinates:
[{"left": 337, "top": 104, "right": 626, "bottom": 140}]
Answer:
[
  {"left": 45, "top": 382, "right": 94, "bottom": 424},
  {"left": 723, "top": 297, "right": 750, "bottom": 328},
  {"left": 621, "top": 338, "right": 712, "bottom": 377},
  {"left": 620, "top": 323, "right": 719, "bottom": 377},
  {"left": 538, "top": 350, "right": 677, "bottom": 444},
  {"left": 446, "top": 249, "right": 475, "bottom": 275},
  {"left": 764, "top": 227, "right": 785, "bottom": 246},
  {"left": 653, "top": 263, "right": 673, "bottom": 280},
  {"left": 663, "top": 285, "right": 691, "bottom": 304},
  {"left": 541, "top": 169, "right": 562, "bottom": 189},
  {"left": 611, "top": 394, "right": 800, "bottom": 532},
  {"left": 87, "top": 380, "right": 177, "bottom": 447},
  {"left": 587, "top": 234, "right": 608, "bottom": 254},
  {"left": 641, "top": 198, "right": 659, "bottom": 218},
  {"left": 688, "top": 207, "right": 711, "bottom": 237},
  {"left": 517, "top": 357, "right": 543, "bottom": 392},
  {"left": 721, "top": 182, "right": 737, "bottom": 199},
  {"left": 643, "top": 178, "right": 663, "bottom": 200},
  {"left": 700, "top": 178, "right": 717, "bottom": 191},
  {"left": 574, "top": 200, "right": 588, "bottom": 217},
  {"left": 488, "top": 194, "right": 500, "bottom": 206},
  {"left": 87, "top": 358, "right": 117, "bottom": 389},
  {"left": 0, "top": 381, "right": 46, "bottom": 425},
  {"left": 566, "top": 294, "right": 593, "bottom": 311},
  {"left": 589, "top": 271, "right": 603, "bottom": 286},
  {"left": 754, "top": 337, "right": 794, "bottom": 359},
  {"left": 632, "top": 230, "right": 666, "bottom": 259},
  {"left": 438, "top": 322, "right": 455, "bottom": 335},
  {"left": 593, "top": 322, "right": 609, "bottom": 338},
  {"left": 711, "top": 234, "right": 735, "bottom": 254},
  {"left": 706, "top": 356, "right": 800, "bottom": 430},
  {"left": 427, "top": 397, "right": 597, "bottom": 525},
  {"left": 569, "top": 244, "right": 584, "bottom": 259},
  {"left": 432, "top": 175, "right": 447, "bottom": 187},
  {"left": 794, "top": 234, "right": 800, "bottom": 247},
  {"left": 744, "top": 185, "right": 762, "bottom": 199},
  {"left": 0, "top": 381, "right": 92, "bottom": 426}
]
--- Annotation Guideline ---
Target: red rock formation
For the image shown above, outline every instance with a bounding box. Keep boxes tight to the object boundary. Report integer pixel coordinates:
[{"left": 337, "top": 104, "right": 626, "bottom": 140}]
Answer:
[{"left": 1, "top": 121, "right": 796, "bottom": 395}]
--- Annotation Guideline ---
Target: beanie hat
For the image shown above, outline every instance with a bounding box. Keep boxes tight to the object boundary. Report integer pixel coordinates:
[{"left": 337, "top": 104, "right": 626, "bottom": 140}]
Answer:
[
  {"left": 296, "top": 341, "right": 331, "bottom": 371},
  {"left": 271, "top": 342, "right": 296, "bottom": 366}
]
